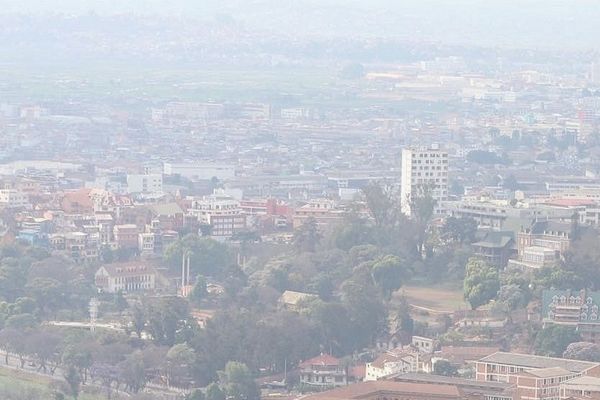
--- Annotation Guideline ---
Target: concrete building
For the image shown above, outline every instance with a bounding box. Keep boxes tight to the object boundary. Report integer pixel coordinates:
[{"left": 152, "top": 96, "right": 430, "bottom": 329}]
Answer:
[
  {"left": 163, "top": 162, "right": 235, "bottom": 181},
  {"left": 188, "top": 190, "right": 246, "bottom": 238},
  {"left": 292, "top": 199, "right": 346, "bottom": 229},
  {"left": 0, "top": 189, "right": 29, "bottom": 209},
  {"left": 299, "top": 354, "right": 347, "bottom": 388},
  {"left": 126, "top": 173, "right": 163, "bottom": 194},
  {"left": 365, "top": 349, "right": 420, "bottom": 381},
  {"left": 95, "top": 262, "right": 157, "bottom": 293},
  {"left": 542, "top": 289, "right": 600, "bottom": 344},
  {"left": 401, "top": 145, "right": 449, "bottom": 215},
  {"left": 113, "top": 224, "right": 140, "bottom": 249},
  {"left": 476, "top": 352, "right": 600, "bottom": 400}
]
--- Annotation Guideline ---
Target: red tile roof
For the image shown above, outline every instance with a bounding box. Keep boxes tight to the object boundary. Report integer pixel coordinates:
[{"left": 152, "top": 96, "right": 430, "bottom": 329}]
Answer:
[
  {"left": 300, "top": 354, "right": 340, "bottom": 368},
  {"left": 305, "top": 381, "right": 461, "bottom": 400}
]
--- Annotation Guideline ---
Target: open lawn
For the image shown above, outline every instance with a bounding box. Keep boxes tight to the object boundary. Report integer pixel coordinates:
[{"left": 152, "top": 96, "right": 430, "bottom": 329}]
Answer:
[
  {"left": 0, "top": 367, "right": 106, "bottom": 400},
  {"left": 397, "top": 284, "right": 469, "bottom": 313}
]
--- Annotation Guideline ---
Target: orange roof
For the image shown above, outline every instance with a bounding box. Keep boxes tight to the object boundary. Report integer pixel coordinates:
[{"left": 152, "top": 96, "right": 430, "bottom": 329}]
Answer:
[
  {"left": 300, "top": 354, "right": 340, "bottom": 368},
  {"left": 544, "top": 198, "right": 596, "bottom": 207}
]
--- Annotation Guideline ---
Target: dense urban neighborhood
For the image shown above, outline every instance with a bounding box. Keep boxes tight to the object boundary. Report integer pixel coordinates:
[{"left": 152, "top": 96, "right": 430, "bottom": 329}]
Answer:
[{"left": 4, "top": 1, "right": 600, "bottom": 400}]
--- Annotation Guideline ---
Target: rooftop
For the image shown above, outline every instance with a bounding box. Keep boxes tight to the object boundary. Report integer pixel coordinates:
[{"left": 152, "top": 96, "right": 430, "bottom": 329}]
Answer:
[
  {"left": 304, "top": 380, "right": 461, "bottom": 400},
  {"left": 478, "top": 352, "right": 599, "bottom": 373}
]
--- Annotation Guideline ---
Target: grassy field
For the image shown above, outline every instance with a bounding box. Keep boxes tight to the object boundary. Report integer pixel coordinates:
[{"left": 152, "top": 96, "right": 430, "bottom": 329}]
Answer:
[
  {"left": 0, "top": 367, "right": 106, "bottom": 400},
  {"left": 397, "top": 283, "right": 469, "bottom": 313}
]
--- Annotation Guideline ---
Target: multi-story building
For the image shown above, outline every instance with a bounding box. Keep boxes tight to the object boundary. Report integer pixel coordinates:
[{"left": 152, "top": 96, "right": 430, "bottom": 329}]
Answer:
[
  {"left": 126, "top": 173, "right": 163, "bottom": 194},
  {"left": 510, "top": 219, "right": 574, "bottom": 269},
  {"left": 401, "top": 145, "right": 449, "bottom": 215},
  {"left": 0, "top": 188, "right": 30, "bottom": 209},
  {"left": 163, "top": 162, "right": 235, "bottom": 181},
  {"left": 113, "top": 224, "right": 140, "bottom": 249},
  {"left": 188, "top": 190, "right": 246, "bottom": 239},
  {"left": 542, "top": 289, "right": 600, "bottom": 344},
  {"left": 560, "top": 375, "right": 600, "bottom": 399},
  {"left": 292, "top": 199, "right": 346, "bottom": 229},
  {"left": 95, "top": 262, "right": 157, "bottom": 293},
  {"left": 299, "top": 354, "right": 347, "bottom": 388},
  {"left": 445, "top": 200, "right": 574, "bottom": 230},
  {"left": 476, "top": 352, "right": 600, "bottom": 400},
  {"left": 365, "top": 349, "right": 420, "bottom": 381}
]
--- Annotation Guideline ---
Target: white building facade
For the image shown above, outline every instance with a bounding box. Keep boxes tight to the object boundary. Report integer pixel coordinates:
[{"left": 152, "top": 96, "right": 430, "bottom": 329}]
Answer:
[{"left": 401, "top": 145, "right": 449, "bottom": 215}]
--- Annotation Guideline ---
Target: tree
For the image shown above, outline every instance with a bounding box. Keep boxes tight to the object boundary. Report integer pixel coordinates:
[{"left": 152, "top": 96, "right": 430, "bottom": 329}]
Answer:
[
  {"left": 371, "top": 255, "right": 408, "bottom": 298},
  {"left": 307, "top": 300, "right": 353, "bottom": 355},
  {"left": 119, "top": 351, "right": 147, "bottom": 393},
  {"left": 218, "top": 361, "right": 260, "bottom": 400},
  {"left": 64, "top": 365, "right": 81, "bottom": 399},
  {"left": 564, "top": 231, "right": 600, "bottom": 289},
  {"left": 441, "top": 217, "right": 477, "bottom": 244},
  {"left": 62, "top": 342, "right": 93, "bottom": 384},
  {"left": 100, "top": 245, "right": 114, "bottom": 263},
  {"left": 463, "top": 258, "right": 500, "bottom": 309},
  {"left": 466, "top": 150, "right": 507, "bottom": 165},
  {"left": 293, "top": 217, "right": 321, "bottom": 253},
  {"left": 503, "top": 174, "right": 520, "bottom": 191},
  {"left": 340, "top": 279, "right": 387, "bottom": 349},
  {"left": 563, "top": 342, "right": 600, "bottom": 362},
  {"left": 533, "top": 265, "right": 585, "bottom": 290},
  {"left": 144, "top": 296, "right": 196, "bottom": 345},
  {"left": 187, "top": 389, "right": 206, "bottom": 400},
  {"left": 131, "top": 303, "right": 145, "bottom": 339},
  {"left": 206, "top": 382, "right": 225, "bottom": 400},
  {"left": 497, "top": 284, "right": 526, "bottom": 311},
  {"left": 27, "top": 329, "right": 63, "bottom": 374},
  {"left": 166, "top": 343, "right": 196, "bottom": 387},
  {"left": 328, "top": 215, "right": 372, "bottom": 251},
  {"left": 409, "top": 184, "right": 436, "bottom": 226},
  {"left": 433, "top": 360, "right": 458, "bottom": 377},
  {"left": 190, "top": 275, "right": 208, "bottom": 305},
  {"left": 164, "top": 234, "right": 233, "bottom": 278},
  {"left": 534, "top": 325, "right": 580, "bottom": 357}
]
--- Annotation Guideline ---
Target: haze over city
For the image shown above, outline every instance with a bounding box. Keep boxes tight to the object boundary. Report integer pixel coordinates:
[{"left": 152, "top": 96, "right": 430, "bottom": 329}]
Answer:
[{"left": 2, "top": 2, "right": 600, "bottom": 400}]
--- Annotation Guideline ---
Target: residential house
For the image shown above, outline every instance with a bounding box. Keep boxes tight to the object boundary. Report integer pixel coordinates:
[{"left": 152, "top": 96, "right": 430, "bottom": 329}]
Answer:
[
  {"left": 299, "top": 354, "right": 347, "bottom": 388},
  {"left": 365, "top": 349, "right": 420, "bottom": 381}
]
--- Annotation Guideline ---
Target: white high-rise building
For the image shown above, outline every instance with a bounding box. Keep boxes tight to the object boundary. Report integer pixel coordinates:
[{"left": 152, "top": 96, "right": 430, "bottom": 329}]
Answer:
[
  {"left": 127, "top": 174, "right": 163, "bottom": 194},
  {"left": 400, "top": 145, "right": 449, "bottom": 215}
]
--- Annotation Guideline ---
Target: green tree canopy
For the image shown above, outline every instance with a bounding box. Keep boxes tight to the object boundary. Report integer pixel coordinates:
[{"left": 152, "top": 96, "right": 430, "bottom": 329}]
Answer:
[
  {"left": 164, "top": 234, "right": 234, "bottom": 278},
  {"left": 534, "top": 325, "right": 581, "bottom": 357},
  {"left": 218, "top": 361, "right": 260, "bottom": 400},
  {"left": 464, "top": 257, "right": 500, "bottom": 309}
]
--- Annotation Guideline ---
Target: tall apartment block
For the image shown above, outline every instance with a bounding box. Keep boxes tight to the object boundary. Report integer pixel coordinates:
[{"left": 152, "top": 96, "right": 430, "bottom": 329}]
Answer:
[{"left": 400, "top": 145, "right": 449, "bottom": 215}]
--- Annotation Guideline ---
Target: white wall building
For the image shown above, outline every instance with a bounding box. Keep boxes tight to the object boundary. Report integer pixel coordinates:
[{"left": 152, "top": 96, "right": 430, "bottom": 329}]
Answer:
[
  {"left": 400, "top": 145, "right": 449, "bottom": 215},
  {"left": 188, "top": 190, "right": 246, "bottom": 238},
  {"left": 163, "top": 163, "right": 235, "bottom": 181},
  {"left": 365, "top": 350, "right": 420, "bottom": 381},
  {"left": 127, "top": 174, "right": 163, "bottom": 194},
  {"left": 95, "top": 263, "right": 157, "bottom": 293},
  {"left": 0, "top": 189, "right": 30, "bottom": 209}
]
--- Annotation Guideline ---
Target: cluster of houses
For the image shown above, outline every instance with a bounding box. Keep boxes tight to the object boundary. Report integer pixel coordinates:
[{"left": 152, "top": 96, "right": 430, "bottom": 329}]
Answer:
[{"left": 298, "top": 349, "right": 600, "bottom": 400}]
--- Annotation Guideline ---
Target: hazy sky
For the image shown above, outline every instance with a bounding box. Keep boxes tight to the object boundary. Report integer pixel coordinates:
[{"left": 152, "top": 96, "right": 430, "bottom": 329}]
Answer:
[{"left": 2, "top": 0, "right": 600, "bottom": 50}]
